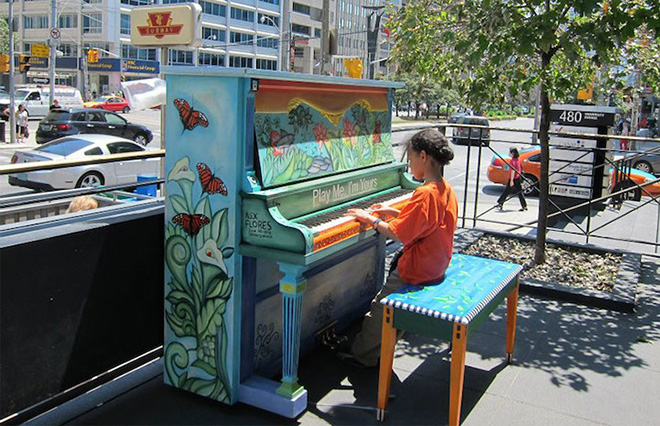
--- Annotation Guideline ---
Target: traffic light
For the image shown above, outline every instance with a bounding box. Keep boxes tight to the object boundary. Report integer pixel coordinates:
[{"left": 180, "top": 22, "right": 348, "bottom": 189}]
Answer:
[
  {"left": 18, "top": 54, "right": 30, "bottom": 73},
  {"left": 88, "top": 49, "right": 99, "bottom": 63},
  {"left": 0, "top": 54, "right": 9, "bottom": 73}
]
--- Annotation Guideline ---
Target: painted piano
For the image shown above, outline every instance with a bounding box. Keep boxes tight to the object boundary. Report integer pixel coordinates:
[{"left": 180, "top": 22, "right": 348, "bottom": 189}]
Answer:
[{"left": 163, "top": 69, "right": 415, "bottom": 417}]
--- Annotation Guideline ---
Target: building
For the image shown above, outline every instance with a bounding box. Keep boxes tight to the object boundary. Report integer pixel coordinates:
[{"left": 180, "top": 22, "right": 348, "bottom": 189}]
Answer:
[{"left": 0, "top": 0, "right": 397, "bottom": 97}]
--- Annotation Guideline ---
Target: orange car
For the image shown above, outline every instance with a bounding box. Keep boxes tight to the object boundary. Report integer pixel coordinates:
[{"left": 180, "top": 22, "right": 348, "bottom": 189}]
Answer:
[
  {"left": 487, "top": 145, "right": 660, "bottom": 199},
  {"left": 487, "top": 146, "right": 541, "bottom": 195},
  {"left": 609, "top": 167, "right": 660, "bottom": 199}
]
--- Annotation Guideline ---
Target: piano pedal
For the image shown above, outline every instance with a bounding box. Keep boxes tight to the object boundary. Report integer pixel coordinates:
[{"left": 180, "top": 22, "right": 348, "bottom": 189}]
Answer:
[{"left": 316, "top": 321, "right": 349, "bottom": 351}]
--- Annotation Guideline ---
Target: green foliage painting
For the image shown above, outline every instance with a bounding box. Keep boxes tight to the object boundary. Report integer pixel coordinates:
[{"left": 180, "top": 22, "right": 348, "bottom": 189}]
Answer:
[
  {"left": 255, "top": 102, "right": 393, "bottom": 187},
  {"left": 164, "top": 156, "right": 234, "bottom": 403}
]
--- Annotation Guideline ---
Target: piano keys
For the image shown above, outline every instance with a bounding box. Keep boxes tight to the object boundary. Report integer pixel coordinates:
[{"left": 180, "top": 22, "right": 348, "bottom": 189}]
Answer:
[{"left": 163, "top": 70, "right": 414, "bottom": 419}]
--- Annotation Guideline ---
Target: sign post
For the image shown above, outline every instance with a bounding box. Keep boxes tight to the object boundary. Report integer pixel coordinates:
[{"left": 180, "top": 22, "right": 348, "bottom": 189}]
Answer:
[
  {"left": 548, "top": 104, "right": 619, "bottom": 223},
  {"left": 49, "top": 23, "right": 60, "bottom": 109}
]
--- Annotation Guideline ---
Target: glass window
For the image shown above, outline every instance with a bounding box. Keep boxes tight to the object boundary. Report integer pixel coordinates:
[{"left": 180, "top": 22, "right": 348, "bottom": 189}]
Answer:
[
  {"left": 314, "top": 28, "right": 321, "bottom": 38},
  {"left": 259, "top": 0, "right": 280, "bottom": 5},
  {"left": 121, "top": 14, "right": 131, "bottom": 35},
  {"left": 258, "top": 13, "right": 279, "bottom": 27},
  {"left": 121, "top": 0, "right": 150, "bottom": 5},
  {"left": 199, "top": 53, "right": 224, "bottom": 66},
  {"left": 83, "top": 13, "right": 102, "bottom": 34},
  {"left": 291, "top": 24, "right": 310, "bottom": 36},
  {"left": 293, "top": 3, "right": 310, "bottom": 14},
  {"left": 59, "top": 43, "right": 78, "bottom": 57},
  {"left": 37, "top": 138, "right": 93, "bottom": 156},
  {"left": 230, "top": 7, "right": 254, "bottom": 22},
  {"left": 105, "top": 113, "right": 127, "bottom": 125},
  {"left": 23, "top": 15, "right": 49, "bottom": 29},
  {"left": 230, "top": 31, "right": 253, "bottom": 45},
  {"left": 257, "top": 36, "right": 278, "bottom": 49},
  {"left": 229, "top": 56, "right": 253, "bottom": 68},
  {"left": 59, "top": 15, "right": 77, "bottom": 28},
  {"left": 85, "top": 147, "right": 103, "bottom": 156},
  {"left": 202, "top": 27, "right": 226, "bottom": 42},
  {"left": 200, "top": 1, "right": 226, "bottom": 17},
  {"left": 256, "top": 59, "right": 277, "bottom": 70},
  {"left": 107, "top": 142, "right": 143, "bottom": 154},
  {"left": 121, "top": 44, "right": 157, "bottom": 61},
  {"left": 169, "top": 49, "right": 193, "bottom": 65},
  {"left": 87, "top": 111, "right": 106, "bottom": 122}
]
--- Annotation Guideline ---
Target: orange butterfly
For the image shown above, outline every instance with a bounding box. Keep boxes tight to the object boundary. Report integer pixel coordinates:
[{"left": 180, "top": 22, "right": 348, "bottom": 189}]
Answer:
[
  {"left": 197, "top": 163, "right": 228, "bottom": 196},
  {"left": 172, "top": 213, "right": 210, "bottom": 236},
  {"left": 174, "top": 98, "right": 209, "bottom": 131}
]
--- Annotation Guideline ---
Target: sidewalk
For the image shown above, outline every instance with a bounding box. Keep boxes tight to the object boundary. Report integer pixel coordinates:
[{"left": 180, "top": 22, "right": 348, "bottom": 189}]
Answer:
[
  {"left": 28, "top": 238, "right": 660, "bottom": 426},
  {"left": 0, "top": 120, "right": 38, "bottom": 151}
]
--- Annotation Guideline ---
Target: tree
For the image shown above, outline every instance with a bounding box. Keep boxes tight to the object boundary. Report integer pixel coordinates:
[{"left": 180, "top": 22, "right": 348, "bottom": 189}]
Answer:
[
  {"left": 389, "top": 0, "right": 659, "bottom": 264},
  {"left": 0, "top": 19, "right": 10, "bottom": 53}
]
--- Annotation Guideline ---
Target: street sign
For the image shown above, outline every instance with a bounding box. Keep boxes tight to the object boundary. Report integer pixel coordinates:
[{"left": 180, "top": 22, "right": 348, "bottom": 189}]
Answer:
[
  {"left": 32, "top": 77, "right": 50, "bottom": 84},
  {"left": 31, "top": 44, "right": 50, "bottom": 58},
  {"left": 50, "top": 28, "right": 61, "bottom": 40}
]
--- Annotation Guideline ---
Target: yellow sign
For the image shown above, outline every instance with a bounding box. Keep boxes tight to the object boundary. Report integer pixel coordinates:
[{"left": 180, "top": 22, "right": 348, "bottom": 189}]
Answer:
[
  {"left": 31, "top": 44, "right": 50, "bottom": 58},
  {"left": 343, "top": 58, "right": 363, "bottom": 79},
  {"left": 131, "top": 4, "right": 202, "bottom": 47}
]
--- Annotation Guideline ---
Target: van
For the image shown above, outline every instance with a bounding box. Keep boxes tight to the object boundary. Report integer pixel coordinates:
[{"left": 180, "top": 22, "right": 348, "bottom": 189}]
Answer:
[
  {"left": 453, "top": 116, "right": 491, "bottom": 146},
  {"left": 0, "top": 85, "right": 84, "bottom": 120}
]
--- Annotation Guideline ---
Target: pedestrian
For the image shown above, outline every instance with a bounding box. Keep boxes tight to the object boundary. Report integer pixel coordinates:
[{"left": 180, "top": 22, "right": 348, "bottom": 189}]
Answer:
[
  {"left": 15, "top": 104, "right": 28, "bottom": 143},
  {"left": 50, "top": 99, "right": 60, "bottom": 110},
  {"left": 497, "top": 147, "right": 528, "bottom": 211},
  {"left": 338, "top": 128, "right": 459, "bottom": 368},
  {"left": 620, "top": 118, "right": 630, "bottom": 151}
]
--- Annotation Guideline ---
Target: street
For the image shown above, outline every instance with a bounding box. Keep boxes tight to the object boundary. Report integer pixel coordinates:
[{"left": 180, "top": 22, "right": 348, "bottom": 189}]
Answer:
[{"left": 0, "top": 113, "right": 539, "bottom": 224}]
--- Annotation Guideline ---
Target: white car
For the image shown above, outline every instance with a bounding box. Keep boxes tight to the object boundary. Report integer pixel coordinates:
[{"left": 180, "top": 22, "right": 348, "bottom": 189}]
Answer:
[{"left": 9, "top": 134, "right": 160, "bottom": 191}]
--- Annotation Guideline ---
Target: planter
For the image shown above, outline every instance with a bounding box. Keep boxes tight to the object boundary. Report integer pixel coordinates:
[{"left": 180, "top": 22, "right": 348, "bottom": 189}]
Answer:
[{"left": 454, "top": 229, "right": 640, "bottom": 313}]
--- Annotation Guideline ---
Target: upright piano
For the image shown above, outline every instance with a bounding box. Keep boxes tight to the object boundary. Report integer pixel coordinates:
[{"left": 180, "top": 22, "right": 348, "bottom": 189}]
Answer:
[{"left": 163, "top": 69, "right": 416, "bottom": 417}]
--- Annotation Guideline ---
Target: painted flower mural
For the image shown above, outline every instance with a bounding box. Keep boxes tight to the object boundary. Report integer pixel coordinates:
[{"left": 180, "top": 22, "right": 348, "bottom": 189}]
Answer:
[{"left": 164, "top": 155, "right": 234, "bottom": 403}]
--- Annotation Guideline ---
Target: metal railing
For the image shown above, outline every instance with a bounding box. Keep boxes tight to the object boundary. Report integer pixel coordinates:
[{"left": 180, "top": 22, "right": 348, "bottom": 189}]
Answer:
[{"left": 391, "top": 121, "right": 660, "bottom": 255}]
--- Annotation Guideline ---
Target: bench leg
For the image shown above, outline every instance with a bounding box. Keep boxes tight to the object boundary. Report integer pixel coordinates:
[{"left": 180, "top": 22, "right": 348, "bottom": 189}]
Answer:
[
  {"left": 449, "top": 323, "right": 468, "bottom": 426},
  {"left": 506, "top": 277, "right": 520, "bottom": 364},
  {"left": 376, "top": 305, "right": 397, "bottom": 421}
]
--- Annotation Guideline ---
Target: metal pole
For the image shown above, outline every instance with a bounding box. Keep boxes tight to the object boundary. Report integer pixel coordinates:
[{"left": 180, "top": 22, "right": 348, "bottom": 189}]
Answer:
[
  {"left": 8, "top": 0, "right": 16, "bottom": 144},
  {"left": 49, "top": 0, "right": 57, "bottom": 104},
  {"left": 462, "top": 129, "right": 471, "bottom": 228},
  {"left": 160, "top": 47, "right": 167, "bottom": 192},
  {"left": 472, "top": 128, "right": 484, "bottom": 227}
]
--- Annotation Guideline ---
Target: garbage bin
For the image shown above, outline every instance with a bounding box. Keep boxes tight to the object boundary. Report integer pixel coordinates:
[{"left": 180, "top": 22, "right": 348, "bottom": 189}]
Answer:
[
  {"left": 135, "top": 174, "right": 158, "bottom": 197},
  {"left": 0, "top": 121, "right": 5, "bottom": 143}
]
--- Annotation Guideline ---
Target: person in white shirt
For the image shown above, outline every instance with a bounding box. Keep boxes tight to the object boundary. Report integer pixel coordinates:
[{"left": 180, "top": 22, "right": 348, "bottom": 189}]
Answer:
[{"left": 15, "top": 104, "right": 28, "bottom": 143}]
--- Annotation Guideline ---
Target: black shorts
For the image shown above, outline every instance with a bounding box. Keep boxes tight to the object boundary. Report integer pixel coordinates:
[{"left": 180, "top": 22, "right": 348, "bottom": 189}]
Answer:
[{"left": 16, "top": 125, "right": 25, "bottom": 134}]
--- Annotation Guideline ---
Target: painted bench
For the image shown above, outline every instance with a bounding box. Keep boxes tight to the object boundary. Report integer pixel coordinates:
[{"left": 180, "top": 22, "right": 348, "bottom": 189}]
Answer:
[{"left": 376, "top": 254, "right": 523, "bottom": 425}]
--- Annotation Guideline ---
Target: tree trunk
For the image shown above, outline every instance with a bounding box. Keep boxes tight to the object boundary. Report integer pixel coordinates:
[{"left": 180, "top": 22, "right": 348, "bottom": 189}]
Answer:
[{"left": 535, "top": 53, "right": 552, "bottom": 265}]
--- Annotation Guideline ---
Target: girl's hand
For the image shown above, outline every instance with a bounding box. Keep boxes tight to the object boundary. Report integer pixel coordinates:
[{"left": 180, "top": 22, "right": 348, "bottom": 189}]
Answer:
[
  {"left": 345, "top": 208, "right": 373, "bottom": 224},
  {"left": 369, "top": 203, "right": 400, "bottom": 217}
]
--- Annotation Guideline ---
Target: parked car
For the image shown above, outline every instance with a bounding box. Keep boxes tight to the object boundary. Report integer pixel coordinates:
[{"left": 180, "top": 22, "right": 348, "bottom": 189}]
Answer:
[
  {"left": 84, "top": 96, "right": 131, "bottom": 113},
  {"left": 622, "top": 140, "right": 660, "bottom": 175},
  {"left": 8, "top": 134, "right": 159, "bottom": 191},
  {"left": 448, "top": 112, "right": 468, "bottom": 123},
  {"left": 453, "top": 116, "right": 491, "bottom": 146},
  {"left": 0, "top": 85, "right": 84, "bottom": 120},
  {"left": 36, "top": 108, "right": 153, "bottom": 145},
  {"left": 487, "top": 146, "right": 541, "bottom": 196},
  {"left": 609, "top": 167, "right": 660, "bottom": 199}
]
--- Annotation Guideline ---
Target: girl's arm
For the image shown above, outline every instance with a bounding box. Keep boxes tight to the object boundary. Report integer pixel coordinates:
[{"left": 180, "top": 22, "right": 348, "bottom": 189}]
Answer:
[
  {"left": 369, "top": 203, "right": 400, "bottom": 218},
  {"left": 345, "top": 208, "right": 400, "bottom": 241}
]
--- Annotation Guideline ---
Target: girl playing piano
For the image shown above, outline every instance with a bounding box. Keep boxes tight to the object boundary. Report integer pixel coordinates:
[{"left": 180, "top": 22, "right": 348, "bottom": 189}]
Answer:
[{"left": 341, "top": 128, "right": 459, "bottom": 367}]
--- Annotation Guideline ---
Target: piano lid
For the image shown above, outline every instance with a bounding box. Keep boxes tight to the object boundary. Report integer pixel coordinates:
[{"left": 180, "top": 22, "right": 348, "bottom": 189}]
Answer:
[{"left": 254, "top": 79, "right": 395, "bottom": 188}]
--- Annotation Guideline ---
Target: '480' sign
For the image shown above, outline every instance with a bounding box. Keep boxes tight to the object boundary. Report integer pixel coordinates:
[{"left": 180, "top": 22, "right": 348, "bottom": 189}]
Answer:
[{"left": 550, "top": 107, "right": 616, "bottom": 127}]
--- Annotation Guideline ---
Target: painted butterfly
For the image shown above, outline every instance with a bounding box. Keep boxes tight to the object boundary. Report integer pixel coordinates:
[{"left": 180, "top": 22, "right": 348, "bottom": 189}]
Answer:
[
  {"left": 172, "top": 213, "right": 210, "bottom": 236},
  {"left": 197, "top": 163, "right": 228, "bottom": 196},
  {"left": 174, "top": 98, "right": 209, "bottom": 131}
]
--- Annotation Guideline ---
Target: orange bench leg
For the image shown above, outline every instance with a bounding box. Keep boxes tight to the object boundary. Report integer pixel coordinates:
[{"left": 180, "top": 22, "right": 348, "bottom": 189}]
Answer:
[
  {"left": 449, "top": 322, "right": 468, "bottom": 426},
  {"left": 376, "top": 305, "right": 397, "bottom": 421},
  {"left": 506, "top": 277, "right": 520, "bottom": 364}
]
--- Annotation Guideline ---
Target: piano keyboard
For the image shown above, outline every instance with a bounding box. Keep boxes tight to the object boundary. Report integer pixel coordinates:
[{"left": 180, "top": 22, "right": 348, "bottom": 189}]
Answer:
[{"left": 300, "top": 188, "right": 414, "bottom": 251}]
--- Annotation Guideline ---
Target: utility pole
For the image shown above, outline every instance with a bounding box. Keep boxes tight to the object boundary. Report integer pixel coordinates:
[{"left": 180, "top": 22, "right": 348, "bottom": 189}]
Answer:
[
  {"left": 8, "top": 0, "right": 16, "bottom": 143},
  {"left": 320, "top": 0, "right": 329, "bottom": 75},
  {"left": 49, "top": 0, "right": 57, "bottom": 105}
]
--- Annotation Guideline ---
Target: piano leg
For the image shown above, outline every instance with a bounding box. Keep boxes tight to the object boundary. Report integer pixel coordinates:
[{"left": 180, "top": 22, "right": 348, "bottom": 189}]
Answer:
[{"left": 276, "top": 262, "right": 307, "bottom": 399}]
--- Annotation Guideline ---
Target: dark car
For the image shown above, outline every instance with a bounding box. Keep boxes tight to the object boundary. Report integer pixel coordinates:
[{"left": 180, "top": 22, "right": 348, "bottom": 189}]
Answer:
[
  {"left": 453, "top": 116, "right": 491, "bottom": 146},
  {"left": 35, "top": 108, "right": 153, "bottom": 145}
]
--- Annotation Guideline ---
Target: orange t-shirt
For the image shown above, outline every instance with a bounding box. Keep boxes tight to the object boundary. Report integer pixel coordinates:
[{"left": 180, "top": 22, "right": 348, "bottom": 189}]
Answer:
[{"left": 389, "top": 180, "right": 458, "bottom": 285}]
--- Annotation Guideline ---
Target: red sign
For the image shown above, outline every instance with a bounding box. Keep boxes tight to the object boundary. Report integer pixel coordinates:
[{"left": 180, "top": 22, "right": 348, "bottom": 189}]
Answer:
[{"left": 137, "top": 12, "right": 183, "bottom": 39}]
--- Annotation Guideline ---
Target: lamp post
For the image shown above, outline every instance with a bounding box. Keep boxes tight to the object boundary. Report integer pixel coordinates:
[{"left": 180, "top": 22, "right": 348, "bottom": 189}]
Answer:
[
  {"left": 259, "top": 15, "right": 286, "bottom": 72},
  {"left": 362, "top": 5, "right": 385, "bottom": 80}
]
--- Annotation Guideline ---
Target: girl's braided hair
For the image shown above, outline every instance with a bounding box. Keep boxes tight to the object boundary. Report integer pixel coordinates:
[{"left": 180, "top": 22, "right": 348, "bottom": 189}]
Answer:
[{"left": 408, "top": 128, "right": 454, "bottom": 166}]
